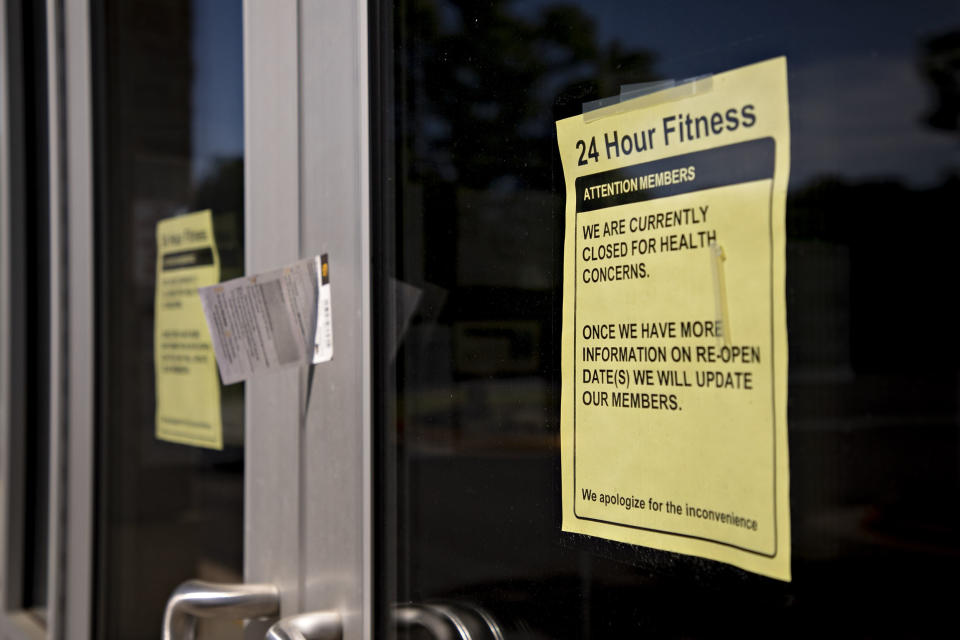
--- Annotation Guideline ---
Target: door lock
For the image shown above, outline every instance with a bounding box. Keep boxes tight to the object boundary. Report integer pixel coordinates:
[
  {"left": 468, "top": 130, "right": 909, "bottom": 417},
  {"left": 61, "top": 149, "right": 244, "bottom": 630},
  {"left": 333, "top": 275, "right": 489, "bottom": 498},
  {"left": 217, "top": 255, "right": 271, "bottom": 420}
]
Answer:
[{"left": 394, "top": 603, "right": 503, "bottom": 640}]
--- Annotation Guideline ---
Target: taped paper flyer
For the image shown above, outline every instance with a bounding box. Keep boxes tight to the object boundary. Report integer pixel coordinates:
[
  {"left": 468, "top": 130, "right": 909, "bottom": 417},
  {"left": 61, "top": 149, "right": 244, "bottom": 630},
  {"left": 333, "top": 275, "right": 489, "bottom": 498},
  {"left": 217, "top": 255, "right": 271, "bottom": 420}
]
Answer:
[
  {"left": 556, "top": 58, "right": 791, "bottom": 580},
  {"left": 199, "top": 255, "right": 333, "bottom": 385},
  {"left": 154, "top": 210, "right": 224, "bottom": 449}
]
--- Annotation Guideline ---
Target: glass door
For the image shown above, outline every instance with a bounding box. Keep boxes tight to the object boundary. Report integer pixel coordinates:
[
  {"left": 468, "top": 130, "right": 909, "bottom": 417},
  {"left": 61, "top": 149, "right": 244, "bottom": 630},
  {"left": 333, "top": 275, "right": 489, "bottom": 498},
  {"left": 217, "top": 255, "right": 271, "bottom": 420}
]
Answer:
[
  {"left": 91, "top": 1, "right": 331, "bottom": 637},
  {"left": 91, "top": 1, "right": 368, "bottom": 636},
  {"left": 91, "top": 1, "right": 249, "bottom": 637},
  {"left": 4, "top": 1, "right": 355, "bottom": 638},
  {"left": 371, "top": 0, "right": 960, "bottom": 637}
]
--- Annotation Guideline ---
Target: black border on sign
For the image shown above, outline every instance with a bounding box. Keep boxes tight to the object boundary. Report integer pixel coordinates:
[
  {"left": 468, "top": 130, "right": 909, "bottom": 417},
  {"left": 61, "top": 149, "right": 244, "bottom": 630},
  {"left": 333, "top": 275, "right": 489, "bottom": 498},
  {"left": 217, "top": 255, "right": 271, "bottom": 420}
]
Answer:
[{"left": 572, "top": 137, "right": 778, "bottom": 559}]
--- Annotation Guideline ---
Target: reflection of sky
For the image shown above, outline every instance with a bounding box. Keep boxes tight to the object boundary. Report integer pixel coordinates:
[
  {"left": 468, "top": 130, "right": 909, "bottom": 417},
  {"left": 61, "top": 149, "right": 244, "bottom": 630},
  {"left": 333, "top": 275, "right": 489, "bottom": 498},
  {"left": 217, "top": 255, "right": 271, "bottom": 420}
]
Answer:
[
  {"left": 789, "top": 53, "right": 956, "bottom": 187},
  {"left": 185, "top": 0, "right": 957, "bottom": 189},
  {"left": 190, "top": 0, "right": 243, "bottom": 184},
  {"left": 519, "top": 0, "right": 959, "bottom": 188}
]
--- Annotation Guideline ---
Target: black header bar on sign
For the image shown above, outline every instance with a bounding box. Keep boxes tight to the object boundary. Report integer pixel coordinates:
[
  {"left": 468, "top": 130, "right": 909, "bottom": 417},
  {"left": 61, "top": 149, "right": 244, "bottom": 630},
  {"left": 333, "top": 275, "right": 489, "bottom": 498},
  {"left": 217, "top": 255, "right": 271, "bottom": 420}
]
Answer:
[
  {"left": 161, "top": 247, "right": 215, "bottom": 271},
  {"left": 575, "top": 137, "right": 775, "bottom": 213}
]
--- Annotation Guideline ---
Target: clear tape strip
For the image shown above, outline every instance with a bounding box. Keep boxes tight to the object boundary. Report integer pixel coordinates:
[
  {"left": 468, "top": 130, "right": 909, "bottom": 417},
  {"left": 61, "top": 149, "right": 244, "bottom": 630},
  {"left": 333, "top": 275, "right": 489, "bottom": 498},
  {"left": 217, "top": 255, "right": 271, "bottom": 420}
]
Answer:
[{"left": 582, "top": 74, "right": 714, "bottom": 123}]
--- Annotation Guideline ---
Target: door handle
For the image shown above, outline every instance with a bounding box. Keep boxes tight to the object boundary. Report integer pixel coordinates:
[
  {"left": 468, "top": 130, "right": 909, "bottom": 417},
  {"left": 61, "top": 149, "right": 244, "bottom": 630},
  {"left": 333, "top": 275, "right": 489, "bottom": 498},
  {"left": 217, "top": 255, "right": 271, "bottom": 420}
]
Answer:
[
  {"left": 162, "top": 579, "right": 281, "bottom": 640},
  {"left": 393, "top": 603, "right": 503, "bottom": 640},
  {"left": 264, "top": 611, "right": 342, "bottom": 640},
  {"left": 394, "top": 604, "right": 459, "bottom": 640}
]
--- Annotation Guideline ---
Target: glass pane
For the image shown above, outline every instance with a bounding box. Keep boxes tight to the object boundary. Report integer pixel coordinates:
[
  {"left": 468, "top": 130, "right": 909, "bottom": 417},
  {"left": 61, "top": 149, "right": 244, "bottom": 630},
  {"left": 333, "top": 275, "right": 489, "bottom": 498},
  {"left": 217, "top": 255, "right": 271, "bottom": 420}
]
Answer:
[
  {"left": 21, "top": 0, "right": 50, "bottom": 615},
  {"left": 92, "top": 0, "right": 244, "bottom": 637},
  {"left": 374, "top": 0, "right": 960, "bottom": 636},
  {"left": 5, "top": 0, "right": 52, "bottom": 617}
]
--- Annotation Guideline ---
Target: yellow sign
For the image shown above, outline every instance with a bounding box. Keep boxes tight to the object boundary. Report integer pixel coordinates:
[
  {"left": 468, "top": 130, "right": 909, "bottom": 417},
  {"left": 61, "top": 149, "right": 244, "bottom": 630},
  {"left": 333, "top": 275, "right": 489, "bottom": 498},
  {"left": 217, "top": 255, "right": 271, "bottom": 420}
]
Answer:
[
  {"left": 155, "top": 210, "right": 223, "bottom": 449},
  {"left": 556, "top": 58, "right": 791, "bottom": 580}
]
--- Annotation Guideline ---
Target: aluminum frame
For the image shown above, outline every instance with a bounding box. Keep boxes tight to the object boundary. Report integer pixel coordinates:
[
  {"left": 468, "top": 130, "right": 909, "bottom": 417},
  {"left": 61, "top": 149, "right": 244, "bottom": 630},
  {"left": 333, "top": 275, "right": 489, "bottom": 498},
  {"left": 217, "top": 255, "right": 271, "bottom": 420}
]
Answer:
[
  {"left": 242, "top": 0, "right": 304, "bottom": 626},
  {"left": 298, "top": 0, "right": 371, "bottom": 637},
  {"left": 0, "top": 0, "right": 93, "bottom": 638},
  {"left": 243, "top": 1, "right": 371, "bottom": 637},
  {"left": 44, "top": 0, "right": 65, "bottom": 634},
  {"left": 60, "top": 0, "right": 94, "bottom": 635}
]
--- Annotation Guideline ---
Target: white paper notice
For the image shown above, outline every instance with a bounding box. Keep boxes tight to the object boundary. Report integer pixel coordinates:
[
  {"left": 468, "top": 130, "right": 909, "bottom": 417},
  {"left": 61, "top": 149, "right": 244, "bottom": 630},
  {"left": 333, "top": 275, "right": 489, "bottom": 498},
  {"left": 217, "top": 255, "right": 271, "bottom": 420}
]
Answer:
[{"left": 198, "top": 254, "right": 333, "bottom": 385}]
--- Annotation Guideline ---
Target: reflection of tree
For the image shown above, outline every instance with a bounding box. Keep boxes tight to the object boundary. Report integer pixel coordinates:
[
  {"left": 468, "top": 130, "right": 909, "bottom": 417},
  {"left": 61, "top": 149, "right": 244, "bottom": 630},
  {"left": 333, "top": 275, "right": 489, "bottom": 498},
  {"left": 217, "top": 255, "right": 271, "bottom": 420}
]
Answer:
[
  {"left": 192, "top": 156, "right": 243, "bottom": 214},
  {"left": 920, "top": 30, "right": 960, "bottom": 132},
  {"left": 402, "top": 0, "right": 657, "bottom": 191},
  {"left": 787, "top": 174, "right": 960, "bottom": 372},
  {"left": 191, "top": 156, "right": 244, "bottom": 277}
]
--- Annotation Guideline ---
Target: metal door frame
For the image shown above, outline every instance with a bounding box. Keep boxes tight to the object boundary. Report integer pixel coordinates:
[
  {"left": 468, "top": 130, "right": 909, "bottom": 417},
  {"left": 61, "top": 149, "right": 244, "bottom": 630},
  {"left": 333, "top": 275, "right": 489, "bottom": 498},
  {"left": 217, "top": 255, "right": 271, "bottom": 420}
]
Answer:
[
  {"left": 297, "top": 0, "right": 371, "bottom": 636},
  {"left": 0, "top": 0, "right": 94, "bottom": 638},
  {"left": 244, "top": 1, "right": 372, "bottom": 637},
  {"left": 242, "top": 0, "right": 305, "bottom": 626}
]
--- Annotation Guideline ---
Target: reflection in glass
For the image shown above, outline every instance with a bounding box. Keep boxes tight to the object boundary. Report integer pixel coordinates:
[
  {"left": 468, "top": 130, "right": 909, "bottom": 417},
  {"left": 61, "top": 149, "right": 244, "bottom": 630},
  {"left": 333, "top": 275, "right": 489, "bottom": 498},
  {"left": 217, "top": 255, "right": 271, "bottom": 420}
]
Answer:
[
  {"left": 93, "top": 1, "right": 244, "bottom": 637},
  {"left": 375, "top": 0, "right": 960, "bottom": 636}
]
